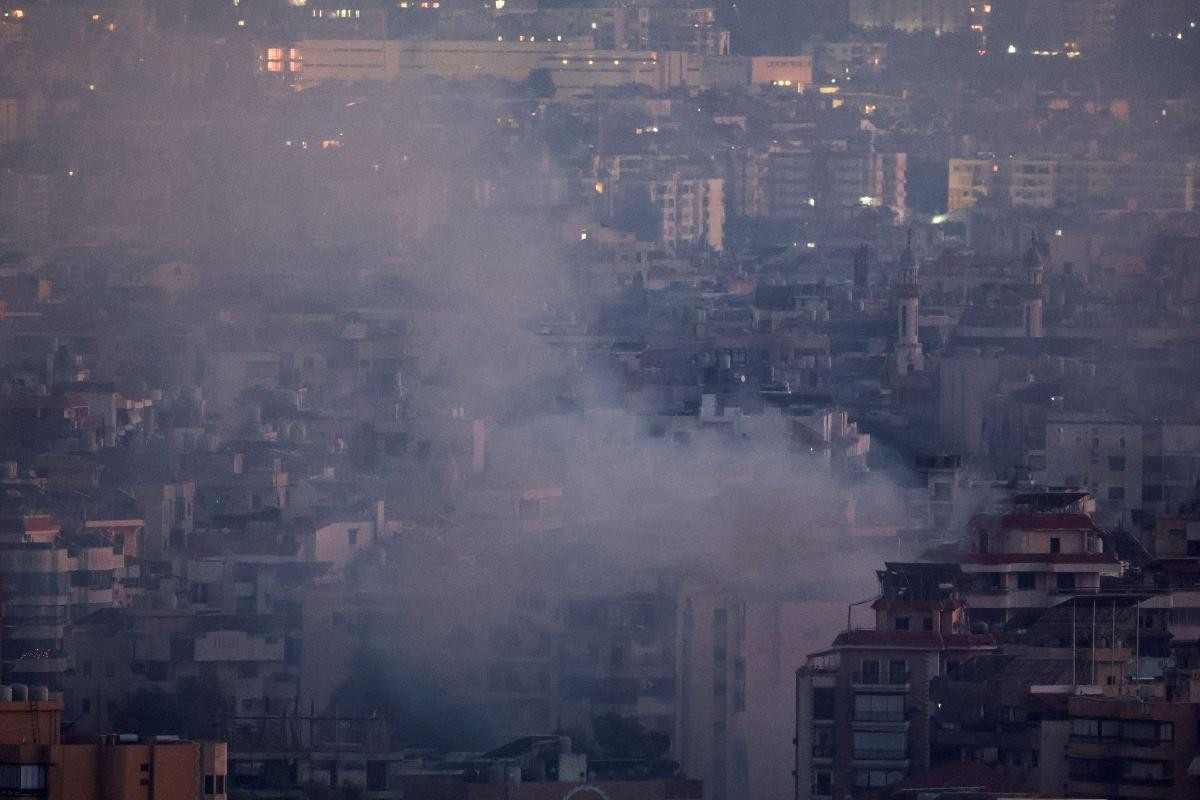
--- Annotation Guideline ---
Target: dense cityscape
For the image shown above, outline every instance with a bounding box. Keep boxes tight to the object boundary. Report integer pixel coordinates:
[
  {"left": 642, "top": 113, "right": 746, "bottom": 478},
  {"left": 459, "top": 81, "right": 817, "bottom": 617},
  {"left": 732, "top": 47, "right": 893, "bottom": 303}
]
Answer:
[{"left": 0, "top": 0, "right": 1199, "bottom": 798}]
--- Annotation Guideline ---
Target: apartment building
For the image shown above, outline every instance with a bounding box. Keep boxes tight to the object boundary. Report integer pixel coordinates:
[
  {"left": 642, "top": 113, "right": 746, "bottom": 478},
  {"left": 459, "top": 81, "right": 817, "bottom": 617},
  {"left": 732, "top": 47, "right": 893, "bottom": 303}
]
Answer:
[
  {"left": 795, "top": 562, "right": 998, "bottom": 800},
  {"left": 959, "top": 492, "right": 1121, "bottom": 629},
  {"left": 1066, "top": 694, "right": 1200, "bottom": 799},
  {"left": 849, "top": 0, "right": 972, "bottom": 35},
  {"left": 948, "top": 156, "right": 1197, "bottom": 215},
  {"left": 0, "top": 514, "right": 126, "bottom": 690},
  {"left": 0, "top": 693, "right": 227, "bottom": 799}
]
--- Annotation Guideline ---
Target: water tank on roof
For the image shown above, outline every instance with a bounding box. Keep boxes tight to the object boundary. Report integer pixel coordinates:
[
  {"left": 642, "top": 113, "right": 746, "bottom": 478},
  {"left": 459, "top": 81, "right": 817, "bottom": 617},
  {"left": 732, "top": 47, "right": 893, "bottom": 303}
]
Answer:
[
  {"left": 0, "top": 686, "right": 12, "bottom": 702},
  {"left": 29, "top": 686, "right": 48, "bottom": 702},
  {"left": 10, "top": 684, "right": 28, "bottom": 701}
]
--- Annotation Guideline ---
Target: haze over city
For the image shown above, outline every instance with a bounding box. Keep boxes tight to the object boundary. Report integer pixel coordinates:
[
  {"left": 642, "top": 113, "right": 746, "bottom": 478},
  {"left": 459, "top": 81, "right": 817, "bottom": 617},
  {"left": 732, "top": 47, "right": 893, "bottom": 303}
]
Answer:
[{"left": 0, "top": 1, "right": 1198, "bottom": 800}]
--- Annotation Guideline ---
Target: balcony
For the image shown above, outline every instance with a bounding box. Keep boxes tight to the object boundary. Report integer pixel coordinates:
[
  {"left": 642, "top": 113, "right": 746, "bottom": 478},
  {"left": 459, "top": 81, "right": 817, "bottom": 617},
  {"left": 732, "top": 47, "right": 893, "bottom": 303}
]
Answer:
[
  {"left": 853, "top": 710, "right": 908, "bottom": 723},
  {"left": 852, "top": 749, "right": 908, "bottom": 762},
  {"left": 852, "top": 671, "right": 909, "bottom": 690},
  {"left": 811, "top": 746, "right": 834, "bottom": 760}
]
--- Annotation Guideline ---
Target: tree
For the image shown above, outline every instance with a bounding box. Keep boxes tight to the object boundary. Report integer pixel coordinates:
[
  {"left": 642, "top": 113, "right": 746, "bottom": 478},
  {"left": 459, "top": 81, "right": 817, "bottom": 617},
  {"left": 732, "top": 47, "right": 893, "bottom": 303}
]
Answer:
[{"left": 525, "top": 68, "right": 556, "bottom": 98}]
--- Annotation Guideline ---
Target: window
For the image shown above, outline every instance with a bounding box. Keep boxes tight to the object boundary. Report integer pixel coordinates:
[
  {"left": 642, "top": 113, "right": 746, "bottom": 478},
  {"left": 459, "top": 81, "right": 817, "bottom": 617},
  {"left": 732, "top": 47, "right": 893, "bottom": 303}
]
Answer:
[
  {"left": 367, "top": 762, "right": 388, "bottom": 792},
  {"left": 852, "top": 730, "right": 906, "bottom": 760},
  {"left": 812, "top": 770, "right": 832, "bottom": 796},
  {"left": 1108, "top": 486, "right": 1125, "bottom": 501},
  {"left": 1108, "top": 456, "right": 1126, "bottom": 471},
  {"left": 1056, "top": 573, "right": 1076, "bottom": 591},
  {"left": 811, "top": 687, "right": 835, "bottom": 720},
  {"left": 852, "top": 769, "right": 902, "bottom": 788},
  {"left": 81, "top": 698, "right": 91, "bottom": 714},
  {"left": 858, "top": 659, "right": 880, "bottom": 683},
  {"left": 1049, "top": 537, "right": 1061, "bottom": 553},
  {"left": 854, "top": 693, "right": 904, "bottom": 722},
  {"left": 347, "top": 528, "right": 358, "bottom": 546},
  {"left": 888, "top": 659, "right": 908, "bottom": 684},
  {"left": 1017, "top": 573, "right": 1036, "bottom": 590},
  {"left": 894, "top": 616, "right": 910, "bottom": 631},
  {"left": 922, "top": 617, "right": 933, "bottom": 632}
]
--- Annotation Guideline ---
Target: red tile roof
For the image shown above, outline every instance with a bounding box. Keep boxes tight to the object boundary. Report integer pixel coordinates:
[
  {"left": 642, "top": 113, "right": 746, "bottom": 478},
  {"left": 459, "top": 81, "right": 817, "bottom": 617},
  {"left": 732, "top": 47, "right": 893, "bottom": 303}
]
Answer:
[
  {"left": 885, "top": 760, "right": 1028, "bottom": 793},
  {"left": 832, "top": 630, "right": 998, "bottom": 650},
  {"left": 971, "top": 512, "right": 1097, "bottom": 531},
  {"left": 959, "top": 553, "right": 1118, "bottom": 565}
]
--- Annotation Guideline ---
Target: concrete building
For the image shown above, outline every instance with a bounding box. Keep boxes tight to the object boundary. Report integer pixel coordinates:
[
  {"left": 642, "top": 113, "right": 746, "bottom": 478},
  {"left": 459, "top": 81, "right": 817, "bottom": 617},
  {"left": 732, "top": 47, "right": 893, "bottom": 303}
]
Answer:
[
  {"left": 0, "top": 514, "right": 126, "bottom": 691},
  {"left": 795, "top": 563, "right": 998, "bottom": 800},
  {"left": 849, "top": 0, "right": 972, "bottom": 35},
  {"left": 808, "top": 40, "right": 887, "bottom": 77},
  {"left": 1066, "top": 694, "right": 1200, "bottom": 799},
  {"left": 948, "top": 156, "right": 1198, "bottom": 215},
  {"left": 958, "top": 492, "right": 1121, "bottom": 629},
  {"left": 0, "top": 694, "right": 227, "bottom": 799},
  {"left": 749, "top": 56, "right": 813, "bottom": 89}
]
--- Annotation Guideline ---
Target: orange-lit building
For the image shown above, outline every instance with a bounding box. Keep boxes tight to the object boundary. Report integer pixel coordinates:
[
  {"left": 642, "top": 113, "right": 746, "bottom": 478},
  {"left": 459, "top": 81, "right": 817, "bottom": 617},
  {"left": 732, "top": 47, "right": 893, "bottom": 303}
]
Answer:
[{"left": 0, "top": 694, "right": 227, "bottom": 799}]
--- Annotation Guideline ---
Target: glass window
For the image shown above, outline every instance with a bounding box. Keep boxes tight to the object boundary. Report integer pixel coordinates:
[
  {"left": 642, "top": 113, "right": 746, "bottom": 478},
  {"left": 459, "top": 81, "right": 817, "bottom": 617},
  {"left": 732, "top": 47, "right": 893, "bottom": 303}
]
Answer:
[
  {"left": 852, "top": 730, "right": 906, "bottom": 760},
  {"left": 854, "top": 693, "right": 904, "bottom": 722}
]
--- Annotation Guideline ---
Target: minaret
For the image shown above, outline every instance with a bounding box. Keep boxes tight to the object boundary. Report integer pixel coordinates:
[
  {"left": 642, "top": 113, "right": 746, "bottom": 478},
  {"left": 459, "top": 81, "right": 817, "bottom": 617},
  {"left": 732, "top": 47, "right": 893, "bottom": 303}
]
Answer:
[
  {"left": 1021, "top": 231, "right": 1045, "bottom": 338},
  {"left": 894, "top": 229, "right": 923, "bottom": 374}
]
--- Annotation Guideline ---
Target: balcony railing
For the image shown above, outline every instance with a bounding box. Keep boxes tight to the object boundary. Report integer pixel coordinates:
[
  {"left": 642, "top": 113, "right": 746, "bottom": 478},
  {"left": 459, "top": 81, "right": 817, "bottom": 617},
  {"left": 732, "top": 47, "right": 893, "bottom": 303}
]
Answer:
[
  {"left": 811, "top": 746, "right": 834, "bottom": 759},
  {"left": 852, "top": 671, "right": 910, "bottom": 687},
  {"left": 853, "top": 710, "right": 907, "bottom": 722},
  {"left": 853, "top": 749, "right": 907, "bottom": 761}
]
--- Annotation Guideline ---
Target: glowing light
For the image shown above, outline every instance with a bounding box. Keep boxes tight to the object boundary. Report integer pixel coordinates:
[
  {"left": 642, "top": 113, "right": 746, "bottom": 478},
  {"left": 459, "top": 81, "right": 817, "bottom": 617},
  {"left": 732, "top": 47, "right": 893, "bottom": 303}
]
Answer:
[
  {"left": 91, "top": 13, "right": 100, "bottom": 21},
  {"left": 1006, "top": 44, "right": 1017, "bottom": 54},
  {"left": 88, "top": 84, "right": 95, "bottom": 91},
  {"left": 591, "top": 21, "right": 598, "bottom": 29},
  {"left": 807, "top": 197, "right": 816, "bottom": 207},
  {"left": 494, "top": 0, "right": 504, "bottom": 7},
  {"left": 237, "top": 19, "right": 245, "bottom": 26},
  {"left": 67, "top": 170, "right": 75, "bottom": 176},
  {"left": 594, "top": 182, "right": 604, "bottom": 194},
  {"left": 858, "top": 196, "right": 874, "bottom": 206},
  {"left": 1054, "top": 229, "right": 1063, "bottom": 236},
  {"left": 561, "top": 58, "right": 568, "bottom": 65},
  {"left": 580, "top": 230, "right": 588, "bottom": 240},
  {"left": 11, "top": 9, "right": 23, "bottom": 19},
  {"left": 806, "top": 242, "right": 816, "bottom": 249}
]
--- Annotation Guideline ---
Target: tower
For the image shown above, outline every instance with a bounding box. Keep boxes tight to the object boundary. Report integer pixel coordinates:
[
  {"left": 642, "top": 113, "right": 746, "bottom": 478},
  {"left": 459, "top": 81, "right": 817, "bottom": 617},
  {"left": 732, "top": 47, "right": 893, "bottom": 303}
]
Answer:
[
  {"left": 1021, "top": 231, "right": 1045, "bottom": 338},
  {"left": 894, "top": 230, "right": 923, "bottom": 374}
]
